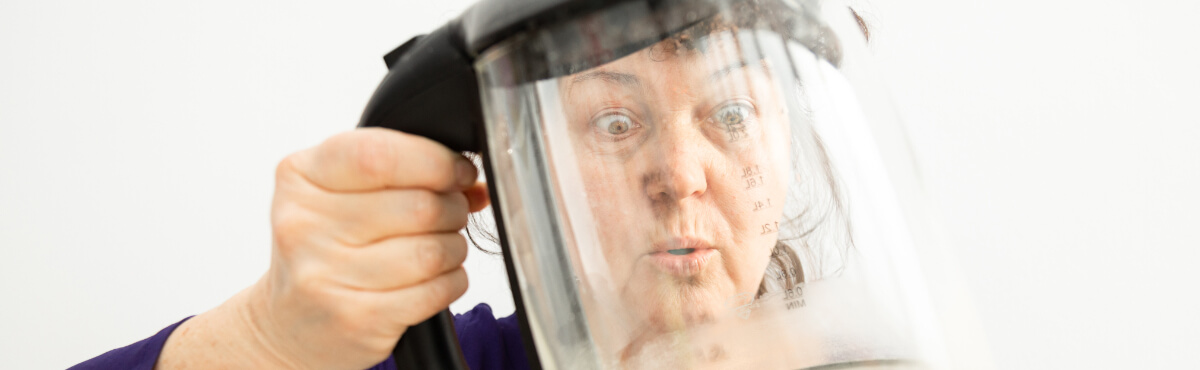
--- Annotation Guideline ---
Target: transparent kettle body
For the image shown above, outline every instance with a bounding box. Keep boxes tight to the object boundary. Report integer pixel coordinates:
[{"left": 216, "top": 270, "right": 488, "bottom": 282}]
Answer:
[{"left": 474, "top": 0, "right": 962, "bottom": 368}]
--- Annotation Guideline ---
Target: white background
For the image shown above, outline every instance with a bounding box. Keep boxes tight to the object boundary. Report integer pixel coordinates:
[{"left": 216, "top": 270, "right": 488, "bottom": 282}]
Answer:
[{"left": 1, "top": 0, "right": 1197, "bottom": 369}]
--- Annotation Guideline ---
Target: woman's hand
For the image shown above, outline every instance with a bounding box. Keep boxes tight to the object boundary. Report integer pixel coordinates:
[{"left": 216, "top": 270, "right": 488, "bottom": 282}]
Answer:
[{"left": 157, "top": 128, "right": 490, "bottom": 369}]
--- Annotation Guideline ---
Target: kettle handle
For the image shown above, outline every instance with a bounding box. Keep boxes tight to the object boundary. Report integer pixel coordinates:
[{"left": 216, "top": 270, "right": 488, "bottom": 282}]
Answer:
[
  {"left": 391, "top": 310, "right": 468, "bottom": 370},
  {"left": 358, "top": 20, "right": 484, "bottom": 153},
  {"left": 359, "top": 22, "right": 477, "bottom": 370}
]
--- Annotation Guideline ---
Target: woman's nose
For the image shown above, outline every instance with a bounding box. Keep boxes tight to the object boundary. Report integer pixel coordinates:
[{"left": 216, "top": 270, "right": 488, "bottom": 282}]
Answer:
[{"left": 643, "top": 131, "right": 710, "bottom": 203}]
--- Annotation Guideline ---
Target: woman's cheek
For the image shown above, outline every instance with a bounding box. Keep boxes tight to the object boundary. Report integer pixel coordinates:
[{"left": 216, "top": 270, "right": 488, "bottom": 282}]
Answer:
[{"left": 584, "top": 172, "right": 637, "bottom": 256}]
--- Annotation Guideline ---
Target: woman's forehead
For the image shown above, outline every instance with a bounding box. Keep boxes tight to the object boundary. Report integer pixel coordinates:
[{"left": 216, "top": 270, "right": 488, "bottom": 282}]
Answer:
[
  {"left": 559, "top": 31, "right": 768, "bottom": 99},
  {"left": 561, "top": 31, "right": 761, "bottom": 93}
]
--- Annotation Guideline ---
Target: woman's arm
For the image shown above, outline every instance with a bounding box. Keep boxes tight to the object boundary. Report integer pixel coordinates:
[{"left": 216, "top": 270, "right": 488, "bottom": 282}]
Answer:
[{"left": 155, "top": 283, "right": 294, "bottom": 368}]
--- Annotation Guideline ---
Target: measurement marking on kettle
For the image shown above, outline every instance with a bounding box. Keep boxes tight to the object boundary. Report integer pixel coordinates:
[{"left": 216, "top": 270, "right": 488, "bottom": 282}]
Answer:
[
  {"left": 745, "top": 176, "right": 765, "bottom": 189},
  {"left": 784, "top": 286, "right": 806, "bottom": 310},
  {"left": 752, "top": 198, "right": 772, "bottom": 211},
  {"left": 760, "top": 221, "right": 778, "bottom": 235},
  {"left": 742, "top": 165, "right": 762, "bottom": 178},
  {"left": 742, "top": 165, "right": 766, "bottom": 190}
]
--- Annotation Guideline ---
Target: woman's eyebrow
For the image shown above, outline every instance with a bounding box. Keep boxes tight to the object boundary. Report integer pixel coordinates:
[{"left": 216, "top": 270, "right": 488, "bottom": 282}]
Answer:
[
  {"left": 708, "top": 59, "right": 752, "bottom": 82},
  {"left": 570, "top": 70, "right": 641, "bottom": 88}
]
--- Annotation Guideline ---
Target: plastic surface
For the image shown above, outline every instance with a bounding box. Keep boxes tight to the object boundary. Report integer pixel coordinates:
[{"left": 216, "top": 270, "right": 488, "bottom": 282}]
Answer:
[
  {"left": 359, "top": 20, "right": 482, "bottom": 153},
  {"left": 474, "top": 0, "right": 974, "bottom": 368},
  {"left": 360, "top": 0, "right": 983, "bottom": 369}
]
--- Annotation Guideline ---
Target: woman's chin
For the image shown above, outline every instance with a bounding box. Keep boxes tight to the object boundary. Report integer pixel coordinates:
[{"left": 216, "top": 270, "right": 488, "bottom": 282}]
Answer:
[
  {"left": 615, "top": 286, "right": 741, "bottom": 368},
  {"left": 616, "top": 254, "right": 750, "bottom": 334},
  {"left": 636, "top": 281, "right": 737, "bottom": 331}
]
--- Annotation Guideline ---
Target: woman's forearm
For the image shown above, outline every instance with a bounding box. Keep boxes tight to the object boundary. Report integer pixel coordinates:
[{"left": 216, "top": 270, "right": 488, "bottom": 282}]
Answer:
[{"left": 155, "top": 279, "right": 296, "bottom": 369}]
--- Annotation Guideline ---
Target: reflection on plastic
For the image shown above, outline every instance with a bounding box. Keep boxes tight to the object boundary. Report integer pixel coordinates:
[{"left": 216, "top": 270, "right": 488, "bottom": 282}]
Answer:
[{"left": 475, "top": 0, "right": 958, "bottom": 368}]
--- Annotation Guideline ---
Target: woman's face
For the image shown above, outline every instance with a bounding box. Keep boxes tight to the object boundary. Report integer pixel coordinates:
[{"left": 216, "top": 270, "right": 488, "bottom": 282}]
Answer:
[{"left": 561, "top": 33, "right": 792, "bottom": 333}]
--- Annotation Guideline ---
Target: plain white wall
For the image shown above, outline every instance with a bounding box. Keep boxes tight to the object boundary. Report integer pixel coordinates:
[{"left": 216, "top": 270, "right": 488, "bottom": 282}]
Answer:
[
  {"left": 869, "top": 0, "right": 1200, "bottom": 368},
  {"left": 1, "top": 0, "right": 1198, "bottom": 369}
]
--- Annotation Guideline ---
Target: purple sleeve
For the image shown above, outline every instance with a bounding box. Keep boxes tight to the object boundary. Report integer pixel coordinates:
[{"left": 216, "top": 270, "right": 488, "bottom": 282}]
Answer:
[
  {"left": 367, "top": 304, "right": 529, "bottom": 370},
  {"left": 76, "top": 304, "right": 528, "bottom": 370},
  {"left": 69, "top": 316, "right": 194, "bottom": 370},
  {"left": 452, "top": 303, "right": 530, "bottom": 370}
]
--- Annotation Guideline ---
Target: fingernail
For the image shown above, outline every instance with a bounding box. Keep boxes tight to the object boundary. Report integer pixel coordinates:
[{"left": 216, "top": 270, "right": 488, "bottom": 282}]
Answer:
[{"left": 456, "top": 159, "right": 477, "bottom": 187}]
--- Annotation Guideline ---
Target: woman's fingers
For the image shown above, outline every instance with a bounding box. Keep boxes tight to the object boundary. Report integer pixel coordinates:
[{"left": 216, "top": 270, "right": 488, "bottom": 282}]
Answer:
[
  {"left": 258, "top": 128, "right": 489, "bottom": 367},
  {"left": 285, "top": 128, "right": 478, "bottom": 193},
  {"left": 272, "top": 128, "right": 492, "bottom": 245},
  {"left": 380, "top": 267, "right": 470, "bottom": 329},
  {"left": 465, "top": 182, "right": 491, "bottom": 213},
  {"left": 289, "top": 266, "right": 471, "bottom": 360},
  {"left": 300, "top": 189, "right": 471, "bottom": 245},
  {"left": 329, "top": 232, "right": 469, "bottom": 291}
]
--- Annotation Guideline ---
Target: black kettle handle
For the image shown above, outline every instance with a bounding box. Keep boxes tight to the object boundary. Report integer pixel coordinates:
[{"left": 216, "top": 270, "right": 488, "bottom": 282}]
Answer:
[
  {"left": 358, "top": 20, "right": 484, "bottom": 153},
  {"left": 359, "top": 15, "right": 480, "bottom": 370},
  {"left": 391, "top": 310, "right": 468, "bottom": 370}
]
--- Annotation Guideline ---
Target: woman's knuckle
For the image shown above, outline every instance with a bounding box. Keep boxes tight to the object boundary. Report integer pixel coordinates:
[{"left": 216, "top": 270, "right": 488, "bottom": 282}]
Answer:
[
  {"left": 428, "top": 270, "right": 466, "bottom": 306},
  {"left": 456, "top": 267, "right": 469, "bottom": 286},
  {"left": 350, "top": 133, "right": 395, "bottom": 183},
  {"left": 445, "top": 234, "right": 468, "bottom": 265},
  {"left": 430, "top": 153, "right": 458, "bottom": 188},
  {"left": 408, "top": 192, "right": 442, "bottom": 229},
  {"left": 448, "top": 195, "right": 470, "bottom": 229},
  {"left": 334, "top": 304, "right": 371, "bottom": 334},
  {"left": 290, "top": 270, "right": 327, "bottom": 302},
  {"left": 424, "top": 279, "right": 450, "bottom": 306},
  {"left": 275, "top": 153, "right": 299, "bottom": 181},
  {"left": 416, "top": 238, "right": 445, "bottom": 276},
  {"left": 270, "top": 212, "right": 296, "bottom": 236},
  {"left": 448, "top": 269, "right": 469, "bottom": 298},
  {"left": 271, "top": 208, "right": 313, "bottom": 255}
]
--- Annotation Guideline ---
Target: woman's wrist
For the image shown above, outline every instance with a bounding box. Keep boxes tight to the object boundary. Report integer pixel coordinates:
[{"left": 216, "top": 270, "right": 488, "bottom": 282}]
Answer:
[{"left": 156, "top": 277, "right": 297, "bottom": 369}]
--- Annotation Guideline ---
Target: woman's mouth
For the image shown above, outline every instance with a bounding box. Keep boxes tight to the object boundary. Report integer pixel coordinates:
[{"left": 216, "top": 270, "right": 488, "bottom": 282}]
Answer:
[
  {"left": 667, "top": 248, "right": 696, "bottom": 255},
  {"left": 649, "top": 239, "right": 716, "bottom": 276}
]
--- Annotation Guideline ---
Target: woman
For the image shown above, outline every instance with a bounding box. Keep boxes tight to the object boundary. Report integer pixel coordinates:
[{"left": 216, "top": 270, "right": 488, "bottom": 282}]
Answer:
[
  {"left": 74, "top": 4, "right": 864, "bottom": 370},
  {"left": 537, "top": 12, "right": 851, "bottom": 368}
]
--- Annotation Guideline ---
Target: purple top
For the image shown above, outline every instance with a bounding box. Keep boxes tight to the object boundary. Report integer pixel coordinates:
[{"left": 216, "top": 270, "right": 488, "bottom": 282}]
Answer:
[{"left": 71, "top": 303, "right": 529, "bottom": 370}]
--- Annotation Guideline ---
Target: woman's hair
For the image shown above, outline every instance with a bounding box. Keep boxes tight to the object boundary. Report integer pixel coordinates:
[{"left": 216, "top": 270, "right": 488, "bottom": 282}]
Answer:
[{"left": 464, "top": 2, "right": 871, "bottom": 299}]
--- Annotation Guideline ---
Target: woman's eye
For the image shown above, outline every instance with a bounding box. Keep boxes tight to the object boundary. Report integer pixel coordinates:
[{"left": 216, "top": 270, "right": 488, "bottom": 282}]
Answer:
[
  {"left": 592, "top": 114, "right": 637, "bottom": 137},
  {"left": 710, "top": 101, "right": 757, "bottom": 142},
  {"left": 713, "top": 102, "right": 754, "bottom": 128}
]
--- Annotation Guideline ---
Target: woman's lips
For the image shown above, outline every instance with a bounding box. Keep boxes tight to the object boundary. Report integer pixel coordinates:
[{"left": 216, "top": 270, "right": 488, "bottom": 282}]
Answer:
[{"left": 649, "top": 238, "right": 716, "bottom": 276}]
